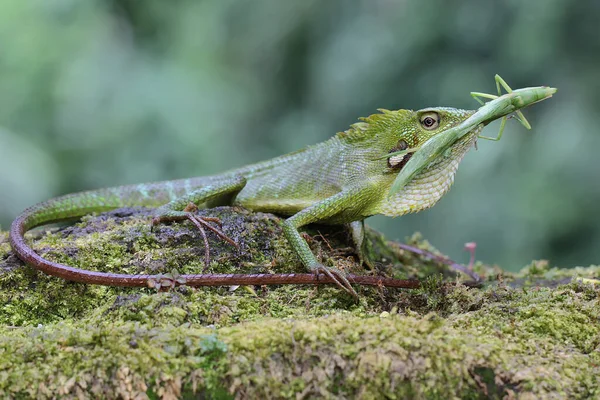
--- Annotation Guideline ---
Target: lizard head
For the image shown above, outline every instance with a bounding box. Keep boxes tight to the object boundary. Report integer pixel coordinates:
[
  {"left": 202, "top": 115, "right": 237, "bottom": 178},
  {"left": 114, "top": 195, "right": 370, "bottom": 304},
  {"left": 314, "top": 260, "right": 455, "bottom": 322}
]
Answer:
[
  {"left": 373, "top": 79, "right": 556, "bottom": 217},
  {"left": 369, "top": 107, "right": 481, "bottom": 217},
  {"left": 387, "top": 81, "right": 557, "bottom": 200},
  {"left": 341, "top": 77, "right": 555, "bottom": 217},
  {"left": 376, "top": 107, "right": 476, "bottom": 171}
]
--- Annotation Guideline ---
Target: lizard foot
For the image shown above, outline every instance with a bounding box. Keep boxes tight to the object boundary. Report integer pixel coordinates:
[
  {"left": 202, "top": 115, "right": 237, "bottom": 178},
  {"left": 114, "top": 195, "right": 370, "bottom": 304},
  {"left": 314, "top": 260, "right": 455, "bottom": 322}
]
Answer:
[
  {"left": 313, "top": 263, "right": 358, "bottom": 298},
  {"left": 151, "top": 203, "right": 238, "bottom": 269}
]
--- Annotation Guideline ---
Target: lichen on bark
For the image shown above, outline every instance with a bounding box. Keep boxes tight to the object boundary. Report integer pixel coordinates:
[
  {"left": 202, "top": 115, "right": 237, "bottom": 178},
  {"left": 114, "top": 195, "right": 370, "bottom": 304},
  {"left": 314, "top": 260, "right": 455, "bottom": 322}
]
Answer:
[{"left": 0, "top": 207, "right": 599, "bottom": 399}]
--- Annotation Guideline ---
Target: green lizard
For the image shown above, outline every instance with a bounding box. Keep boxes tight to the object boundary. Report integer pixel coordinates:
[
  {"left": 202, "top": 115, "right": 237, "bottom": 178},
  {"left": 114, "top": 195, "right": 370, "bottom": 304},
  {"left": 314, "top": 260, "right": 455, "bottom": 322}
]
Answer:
[{"left": 10, "top": 76, "right": 556, "bottom": 297}]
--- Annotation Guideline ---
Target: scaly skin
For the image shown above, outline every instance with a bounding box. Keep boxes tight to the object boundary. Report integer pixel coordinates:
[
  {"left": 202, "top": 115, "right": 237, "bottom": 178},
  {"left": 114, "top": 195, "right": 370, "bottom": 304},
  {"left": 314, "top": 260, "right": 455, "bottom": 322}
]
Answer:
[{"left": 9, "top": 79, "right": 556, "bottom": 296}]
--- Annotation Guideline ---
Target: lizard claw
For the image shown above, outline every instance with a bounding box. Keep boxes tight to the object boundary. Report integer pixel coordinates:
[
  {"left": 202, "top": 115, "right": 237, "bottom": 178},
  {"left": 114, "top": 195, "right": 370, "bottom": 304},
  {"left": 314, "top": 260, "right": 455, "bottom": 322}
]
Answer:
[
  {"left": 313, "top": 264, "right": 358, "bottom": 298},
  {"left": 151, "top": 206, "right": 238, "bottom": 270}
]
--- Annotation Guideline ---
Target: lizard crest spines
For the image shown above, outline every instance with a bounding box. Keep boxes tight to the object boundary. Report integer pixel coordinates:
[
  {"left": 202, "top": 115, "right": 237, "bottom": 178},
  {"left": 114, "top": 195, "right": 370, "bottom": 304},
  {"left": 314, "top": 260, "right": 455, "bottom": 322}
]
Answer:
[{"left": 336, "top": 109, "right": 413, "bottom": 143}]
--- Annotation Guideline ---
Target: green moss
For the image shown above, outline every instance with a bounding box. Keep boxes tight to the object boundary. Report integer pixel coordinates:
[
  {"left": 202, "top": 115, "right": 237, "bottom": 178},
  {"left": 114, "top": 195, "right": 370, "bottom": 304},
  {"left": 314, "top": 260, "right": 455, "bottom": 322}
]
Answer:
[
  {"left": 1, "top": 207, "right": 599, "bottom": 398},
  {"left": 0, "top": 282, "right": 598, "bottom": 398},
  {"left": 0, "top": 231, "right": 9, "bottom": 257}
]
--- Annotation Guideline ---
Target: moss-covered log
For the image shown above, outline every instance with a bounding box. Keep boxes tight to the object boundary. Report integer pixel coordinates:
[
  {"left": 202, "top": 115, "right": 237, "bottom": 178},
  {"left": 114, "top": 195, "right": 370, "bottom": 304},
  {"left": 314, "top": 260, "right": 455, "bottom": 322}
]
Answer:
[{"left": 1, "top": 207, "right": 599, "bottom": 398}]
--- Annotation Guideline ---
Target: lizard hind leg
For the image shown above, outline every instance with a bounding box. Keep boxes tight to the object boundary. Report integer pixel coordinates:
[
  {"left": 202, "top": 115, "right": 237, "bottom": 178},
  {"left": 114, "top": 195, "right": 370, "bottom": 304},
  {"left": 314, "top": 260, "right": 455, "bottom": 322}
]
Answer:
[
  {"left": 151, "top": 177, "right": 246, "bottom": 269},
  {"left": 151, "top": 203, "right": 238, "bottom": 270}
]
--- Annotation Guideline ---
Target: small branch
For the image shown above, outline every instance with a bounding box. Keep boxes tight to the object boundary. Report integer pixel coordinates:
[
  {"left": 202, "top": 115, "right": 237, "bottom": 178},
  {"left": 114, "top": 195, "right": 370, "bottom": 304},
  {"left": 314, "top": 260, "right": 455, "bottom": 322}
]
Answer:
[{"left": 391, "top": 242, "right": 481, "bottom": 282}]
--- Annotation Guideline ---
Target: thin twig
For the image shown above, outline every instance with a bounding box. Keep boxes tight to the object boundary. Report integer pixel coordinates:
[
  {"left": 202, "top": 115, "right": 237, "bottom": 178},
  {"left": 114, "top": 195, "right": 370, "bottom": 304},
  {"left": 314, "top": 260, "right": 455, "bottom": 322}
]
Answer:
[{"left": 392, "top": 242, "right": 481, "bottom": 282}]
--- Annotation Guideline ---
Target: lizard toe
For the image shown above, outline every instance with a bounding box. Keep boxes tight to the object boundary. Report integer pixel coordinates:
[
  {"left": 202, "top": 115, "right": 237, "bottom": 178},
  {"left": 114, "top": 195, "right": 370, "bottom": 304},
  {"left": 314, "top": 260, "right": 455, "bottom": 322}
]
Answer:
[{"left": 314, "top": 264, "right": 358, "bottom": 298}]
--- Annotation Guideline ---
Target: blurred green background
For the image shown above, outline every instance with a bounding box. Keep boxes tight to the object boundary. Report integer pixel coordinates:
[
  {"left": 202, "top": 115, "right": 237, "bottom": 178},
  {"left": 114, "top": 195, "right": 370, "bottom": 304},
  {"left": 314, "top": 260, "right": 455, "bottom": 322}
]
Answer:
[{"left": 1, "top": 0, "right": 599, "bottom": 271}]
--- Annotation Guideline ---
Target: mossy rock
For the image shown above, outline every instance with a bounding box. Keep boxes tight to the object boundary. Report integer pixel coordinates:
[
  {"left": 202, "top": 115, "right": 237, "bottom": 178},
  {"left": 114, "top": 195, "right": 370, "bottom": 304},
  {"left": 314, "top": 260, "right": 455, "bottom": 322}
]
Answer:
[{"left": 0, "top": 207, "right": 599, "bottom": 399}]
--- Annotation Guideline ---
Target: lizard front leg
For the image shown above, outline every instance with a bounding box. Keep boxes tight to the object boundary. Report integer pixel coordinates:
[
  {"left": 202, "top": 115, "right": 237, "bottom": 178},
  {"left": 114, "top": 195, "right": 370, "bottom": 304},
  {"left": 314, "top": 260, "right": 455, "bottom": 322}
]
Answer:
[
  {"left": 282, "top": 186, "right": 373, "bottom": 298},
  {"left": 348, "top": 220, "right": 375, "bottom": 271},
  {"left": 152, "top": 176, "right": 246, "bottom": 267}
]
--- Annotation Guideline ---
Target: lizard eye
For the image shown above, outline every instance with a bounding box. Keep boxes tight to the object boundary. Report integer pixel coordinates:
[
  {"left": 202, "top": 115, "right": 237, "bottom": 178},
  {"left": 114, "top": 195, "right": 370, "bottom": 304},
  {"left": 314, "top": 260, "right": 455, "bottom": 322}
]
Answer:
[{"left": 420, "top": 112, "right": 440, "bottom": 130}]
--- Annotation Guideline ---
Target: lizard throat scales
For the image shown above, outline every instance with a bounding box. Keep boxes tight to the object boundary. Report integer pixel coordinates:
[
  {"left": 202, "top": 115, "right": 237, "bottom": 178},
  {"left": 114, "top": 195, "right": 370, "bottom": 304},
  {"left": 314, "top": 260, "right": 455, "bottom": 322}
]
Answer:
[{"left": 376, "top": 126, "right": 481, "bottom": 217}]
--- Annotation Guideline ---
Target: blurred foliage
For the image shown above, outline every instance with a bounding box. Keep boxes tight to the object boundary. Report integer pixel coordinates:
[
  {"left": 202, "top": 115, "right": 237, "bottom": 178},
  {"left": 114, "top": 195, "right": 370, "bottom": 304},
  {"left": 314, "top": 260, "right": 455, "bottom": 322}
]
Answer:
[{"left": 0, "top": 0, "right": 599, "bottom": 271}]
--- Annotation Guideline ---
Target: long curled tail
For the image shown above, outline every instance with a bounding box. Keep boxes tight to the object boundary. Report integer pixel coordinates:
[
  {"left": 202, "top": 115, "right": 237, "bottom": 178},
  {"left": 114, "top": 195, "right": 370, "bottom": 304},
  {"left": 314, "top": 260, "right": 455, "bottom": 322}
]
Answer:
[
  {"left": 9, "top": 187, "right": 153, "bottom": 285},
  {"left": 9, "top": 191, "right": 423, "bottom": 289}
]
